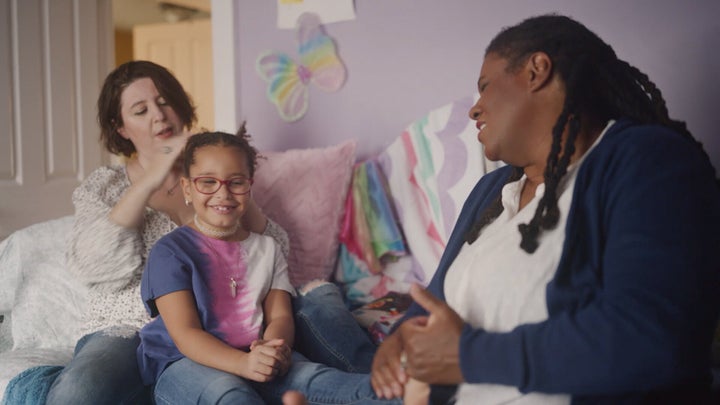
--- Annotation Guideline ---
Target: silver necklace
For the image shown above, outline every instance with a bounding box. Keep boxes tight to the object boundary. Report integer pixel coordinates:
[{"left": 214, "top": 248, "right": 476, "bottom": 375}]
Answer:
[
  {"left": 196, "top": 231, "right": 244, "bottom": 298},
  {"left": 193, "top": 214, "right": 239, "bottom": 239}
]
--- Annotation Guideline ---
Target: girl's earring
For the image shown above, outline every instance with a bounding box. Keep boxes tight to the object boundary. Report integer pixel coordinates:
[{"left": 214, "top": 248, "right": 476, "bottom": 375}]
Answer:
[{"left": 185, "top": 199, "right": 191, "bottom": 206}]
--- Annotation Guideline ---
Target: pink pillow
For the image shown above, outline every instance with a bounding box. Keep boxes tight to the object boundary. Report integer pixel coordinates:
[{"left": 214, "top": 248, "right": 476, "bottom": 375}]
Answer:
[{"left": 253, "top": 140, "right": 357, "bottom": 287}]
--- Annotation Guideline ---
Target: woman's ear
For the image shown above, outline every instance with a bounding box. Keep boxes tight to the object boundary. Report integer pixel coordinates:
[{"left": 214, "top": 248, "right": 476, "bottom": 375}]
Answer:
[
  {"left": 526, "top": 52, "right": 553, "bottom": 92},
  {"left": 112, "top": 119, "right": 129, "bottom": 139},
  {"left": 181, "top": 177, "right": 193, "bottom": 205}
]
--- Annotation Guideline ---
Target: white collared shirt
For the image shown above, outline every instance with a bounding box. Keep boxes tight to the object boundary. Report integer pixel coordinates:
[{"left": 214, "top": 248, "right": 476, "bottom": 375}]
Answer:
[{"left": 444, "top": 121, "right": 613, "bottom": 404}]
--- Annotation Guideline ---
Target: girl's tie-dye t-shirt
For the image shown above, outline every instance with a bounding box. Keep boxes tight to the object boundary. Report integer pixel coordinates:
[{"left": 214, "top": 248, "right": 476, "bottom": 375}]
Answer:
[{"left": 137, "top": 226, "right": 294, "bottom": 385}]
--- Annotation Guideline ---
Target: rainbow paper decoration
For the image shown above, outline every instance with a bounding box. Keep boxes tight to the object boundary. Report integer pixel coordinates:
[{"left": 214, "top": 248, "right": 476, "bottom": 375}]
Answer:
[{"left": 256, "top": 12, "right": 346, "bottom": 122}]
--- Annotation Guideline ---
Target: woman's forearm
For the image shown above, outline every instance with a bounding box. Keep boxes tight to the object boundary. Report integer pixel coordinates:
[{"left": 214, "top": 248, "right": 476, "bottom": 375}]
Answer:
[{"left": 108, "top": 179, "right": 157, "bottom": 229}]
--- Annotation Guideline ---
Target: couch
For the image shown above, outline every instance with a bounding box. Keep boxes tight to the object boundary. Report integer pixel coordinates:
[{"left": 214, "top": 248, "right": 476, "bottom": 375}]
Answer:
[
  {"left": 3, "top": 95, "right": 717, "bottom": 401},
  {"left": 0, "top": 96, "right": 499, "bottom": 400}
]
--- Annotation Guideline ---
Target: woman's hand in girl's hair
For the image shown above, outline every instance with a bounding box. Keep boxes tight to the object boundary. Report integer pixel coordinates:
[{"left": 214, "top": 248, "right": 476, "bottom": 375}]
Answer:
[
  {"left": 143, "top": 129, "right": 193, "bottom": 190},
  {"left": 243, "top": 338, "right": 291, "bottom": 382}
]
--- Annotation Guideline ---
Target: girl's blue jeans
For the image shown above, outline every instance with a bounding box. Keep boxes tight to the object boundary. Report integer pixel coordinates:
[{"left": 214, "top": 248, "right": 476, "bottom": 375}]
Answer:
[
  {"left": 154, "top": 352, "right": 399, "bottom": 405},
  {"left": 292, "top": 282, "right": 378, "bottom": 373},
  {"left": 45, "top": 282, "right": 389, "bottom": 404}
]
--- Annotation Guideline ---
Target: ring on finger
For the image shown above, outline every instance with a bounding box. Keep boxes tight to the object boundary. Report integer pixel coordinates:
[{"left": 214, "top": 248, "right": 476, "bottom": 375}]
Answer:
[{"left": 399, "top": 351, "right": 408, "bottom": 370}]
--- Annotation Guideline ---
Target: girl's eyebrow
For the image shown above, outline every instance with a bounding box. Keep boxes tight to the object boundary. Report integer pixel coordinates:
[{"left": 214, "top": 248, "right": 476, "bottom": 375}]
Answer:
[{"left": 193, "top": 172, "right": 249, "bottom": 178}]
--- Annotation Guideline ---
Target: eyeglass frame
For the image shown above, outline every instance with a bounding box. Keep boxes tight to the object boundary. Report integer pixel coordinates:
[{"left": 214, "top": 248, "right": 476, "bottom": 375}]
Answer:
[{"left": 190, "top": 176, "right": 254, "bottom": 195}]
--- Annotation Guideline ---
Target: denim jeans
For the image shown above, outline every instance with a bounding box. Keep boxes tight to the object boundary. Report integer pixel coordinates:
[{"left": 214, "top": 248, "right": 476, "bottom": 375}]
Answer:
[
  {"left": 154, "top": 282, "right": 393, "bottom": 404},
  {"left": 46, "top": 282, "right": 378, "bottom": 404},
  {"left": 293, "top": 282, "right": 378, "bottom": 373},
  {"left": 45, "top": 327, "right": 152, "bottom": 405},
  {"left": 154, "top": 352, "right": 401, "bottom": 405}
]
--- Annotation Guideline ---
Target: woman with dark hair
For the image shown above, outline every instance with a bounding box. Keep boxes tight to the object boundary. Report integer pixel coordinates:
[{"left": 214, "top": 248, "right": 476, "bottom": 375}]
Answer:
[
  {"left": 371, "top": 14, "right": 720, "bottom": 404},
  {"left": 42, "top": 61, "right": 290, "bottom": 404},
  {"left": 32, "top": 60, "right": 379, "bottom": 405}
]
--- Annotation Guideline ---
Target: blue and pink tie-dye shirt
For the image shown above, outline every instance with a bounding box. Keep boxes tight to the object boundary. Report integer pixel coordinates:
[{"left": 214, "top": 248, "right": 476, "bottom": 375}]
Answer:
[{"left": 136, "top": 226, "right": 294, "bottom": 385}]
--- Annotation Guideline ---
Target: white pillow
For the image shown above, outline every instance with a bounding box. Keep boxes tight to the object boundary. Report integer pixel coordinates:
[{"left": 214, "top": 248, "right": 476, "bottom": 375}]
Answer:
[
  {"left": 1, "top": 216, "right": 88, "bottom": 349},
  {"left": 0, "top": 232, "right": 23, "bottom": 313},
  {"left": 0, "top": 347, "right": 74, "bottom": 400}
]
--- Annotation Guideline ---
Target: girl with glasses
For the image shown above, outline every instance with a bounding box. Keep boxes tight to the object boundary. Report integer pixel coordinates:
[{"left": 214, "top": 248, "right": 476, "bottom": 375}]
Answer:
[
  {"left": 27, "top": 60, "right": 376, "bottom": 405},
  {"left": 137, "top": 131, "right": 399, "bottom": 404}
]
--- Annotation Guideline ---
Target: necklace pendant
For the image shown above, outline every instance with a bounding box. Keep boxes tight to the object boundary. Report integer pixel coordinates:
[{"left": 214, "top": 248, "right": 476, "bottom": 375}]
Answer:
[{"left": 229, "top": 278, "right": 237, "bottom": 298}]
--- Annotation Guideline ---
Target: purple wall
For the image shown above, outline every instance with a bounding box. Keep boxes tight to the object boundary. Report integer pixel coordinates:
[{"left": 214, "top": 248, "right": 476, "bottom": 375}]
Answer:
[{"left": 234, "top": 0, "right": 720, "bottom": 170}]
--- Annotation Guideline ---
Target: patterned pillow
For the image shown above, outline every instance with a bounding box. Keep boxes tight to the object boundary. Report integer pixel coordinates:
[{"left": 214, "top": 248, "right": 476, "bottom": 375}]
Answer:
[
  {"left": 334, "top": 95, "right": 503, "bottom": 307},
  {"left": 253, "top": 140, "right": 356, "bottom": 287},
  {"left": 352, "top": 291, "right": 412, "bottom": 344},
  {"left": 377, "top": 94, "right": 503, "bottom": 287}
]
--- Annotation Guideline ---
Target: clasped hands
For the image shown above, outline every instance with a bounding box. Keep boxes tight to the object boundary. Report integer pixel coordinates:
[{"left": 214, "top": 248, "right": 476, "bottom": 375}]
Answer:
[
  {"left": 244, "top": 338, "right": 292, "bottom": 383},
  {"left": 370, "top": 284, "right": 465, "bottom": 400}
]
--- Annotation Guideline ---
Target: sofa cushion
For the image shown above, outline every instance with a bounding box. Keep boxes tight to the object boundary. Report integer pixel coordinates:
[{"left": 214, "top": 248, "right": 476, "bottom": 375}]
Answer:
[{"left": 253, "top": 140, "right": 356, "bottom": 287}]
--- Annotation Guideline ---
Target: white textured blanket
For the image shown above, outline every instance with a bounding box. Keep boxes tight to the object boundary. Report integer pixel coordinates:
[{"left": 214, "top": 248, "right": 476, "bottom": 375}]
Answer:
[{"left": 0, "top": 216, "right": 86, "bottom": 400}]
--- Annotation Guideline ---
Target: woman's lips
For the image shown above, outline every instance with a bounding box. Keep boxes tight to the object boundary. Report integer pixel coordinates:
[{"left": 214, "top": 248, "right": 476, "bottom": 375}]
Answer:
[{"left": 156, "top": 127, "right": 173, "bottom": 138}]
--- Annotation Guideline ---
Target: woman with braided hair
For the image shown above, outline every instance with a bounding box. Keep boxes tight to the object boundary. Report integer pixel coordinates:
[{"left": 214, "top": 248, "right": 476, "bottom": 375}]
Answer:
[{"left": 371, "top": 13, "right": 720, "bottom": 404}]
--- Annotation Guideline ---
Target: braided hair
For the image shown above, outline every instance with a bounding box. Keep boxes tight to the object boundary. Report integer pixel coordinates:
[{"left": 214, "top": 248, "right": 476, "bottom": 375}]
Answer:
[{"left": 464, "top": 14, "right": 708, "bottom": 253}]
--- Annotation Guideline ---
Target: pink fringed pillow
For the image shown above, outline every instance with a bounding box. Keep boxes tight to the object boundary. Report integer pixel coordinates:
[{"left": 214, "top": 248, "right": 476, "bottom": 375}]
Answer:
[{"left": 253, "top": 140, "right": 356, "bottom": 287}]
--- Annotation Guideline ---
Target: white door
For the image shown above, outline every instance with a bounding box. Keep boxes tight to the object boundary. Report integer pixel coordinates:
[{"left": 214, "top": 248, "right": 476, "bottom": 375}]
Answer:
[
  {"left": 133, "top": 18, "right": 214, "bottom": 131},
  {"left": 0, "top": 0, "right": 113, "bottom": 240}
]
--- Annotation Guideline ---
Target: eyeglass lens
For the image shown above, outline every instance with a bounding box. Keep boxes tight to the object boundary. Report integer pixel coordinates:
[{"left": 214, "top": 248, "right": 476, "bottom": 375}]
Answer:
[{"left": 193, "top": 177, "right": 251, "bottom": 195}]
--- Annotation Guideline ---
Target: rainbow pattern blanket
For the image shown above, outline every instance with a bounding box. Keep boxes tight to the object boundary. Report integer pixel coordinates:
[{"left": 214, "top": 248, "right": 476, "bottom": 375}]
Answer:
[{"left": 335, "top": 95, "right": 503, "bottom": 308}]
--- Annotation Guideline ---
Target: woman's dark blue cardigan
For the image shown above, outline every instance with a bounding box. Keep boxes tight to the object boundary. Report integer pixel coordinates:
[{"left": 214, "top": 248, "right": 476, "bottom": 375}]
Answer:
[{"left": 402, "top": 120, "right": 720, "bottom": 404}]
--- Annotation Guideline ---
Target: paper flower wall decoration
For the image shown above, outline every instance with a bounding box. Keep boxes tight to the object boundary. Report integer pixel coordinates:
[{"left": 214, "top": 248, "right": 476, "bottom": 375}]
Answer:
[{"left": 256, "top": 12, "right": 347, "bottom": 122}]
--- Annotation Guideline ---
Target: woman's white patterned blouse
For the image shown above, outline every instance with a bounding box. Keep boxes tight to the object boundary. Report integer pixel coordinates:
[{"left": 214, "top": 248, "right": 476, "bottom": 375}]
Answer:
[{"left": 66, "top": 165, "right": 289, "bottom": 339}]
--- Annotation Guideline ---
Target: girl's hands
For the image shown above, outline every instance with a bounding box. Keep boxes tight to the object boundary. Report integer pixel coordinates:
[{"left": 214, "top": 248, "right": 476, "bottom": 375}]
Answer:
[
  {"left": 243, "top": 338, "right": 292, "bottom": 382},
  {"left": 370, "top": 328, "right": 408, "bottom": 399},
  {"left": 371, "top": 284, "right": 465, "bottom": 399}
]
